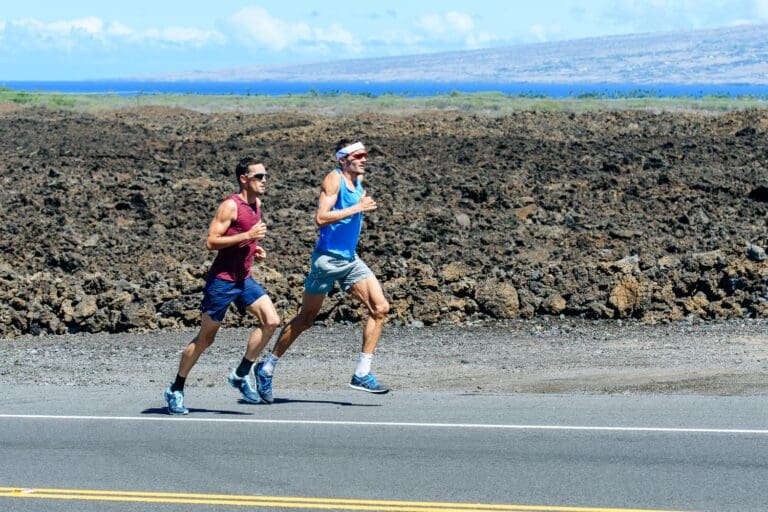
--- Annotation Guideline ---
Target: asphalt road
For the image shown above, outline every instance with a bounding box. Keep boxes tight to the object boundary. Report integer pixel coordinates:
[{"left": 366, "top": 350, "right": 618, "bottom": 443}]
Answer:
[{"left": 1, "top": 385, "right": 767, "bottom": 512}]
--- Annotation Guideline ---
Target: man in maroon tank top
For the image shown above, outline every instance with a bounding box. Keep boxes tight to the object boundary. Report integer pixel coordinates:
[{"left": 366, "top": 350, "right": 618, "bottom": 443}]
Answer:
[{"left": 164, "top": 158, "right": 280, "bottom": 415}]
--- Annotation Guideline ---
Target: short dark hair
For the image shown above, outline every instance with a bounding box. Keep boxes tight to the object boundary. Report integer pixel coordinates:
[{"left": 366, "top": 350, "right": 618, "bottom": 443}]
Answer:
[{"left": 235, "top": 157, "right": 260, "bottom": 179}]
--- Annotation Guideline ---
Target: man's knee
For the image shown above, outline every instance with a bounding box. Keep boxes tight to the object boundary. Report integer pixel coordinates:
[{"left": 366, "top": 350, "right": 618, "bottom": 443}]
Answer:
[
  {"left": 293, "top": 311, "right": 317, "bottom": 331},
  {"left": 193, "top": 331, "right": 216, "bottom": 350},
  {"left": 263, "top": 313, "right": 281, "bottom": 331},
  {"left": 371, "top": 300, "right": 390, "bottom": 319},
  {"left": 197, "top": 313, "right": 221, "bottom": 347}
]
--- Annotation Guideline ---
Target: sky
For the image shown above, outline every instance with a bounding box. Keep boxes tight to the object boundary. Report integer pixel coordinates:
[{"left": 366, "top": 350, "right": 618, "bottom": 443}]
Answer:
[{"left": 2, "top": 0, "right": 768, "bottom": 80}]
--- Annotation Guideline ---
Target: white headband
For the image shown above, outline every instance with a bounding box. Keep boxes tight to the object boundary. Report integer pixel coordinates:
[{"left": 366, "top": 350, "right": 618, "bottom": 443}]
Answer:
[{"left": 335, "top": 142, "right": 365, "bottom": 160}]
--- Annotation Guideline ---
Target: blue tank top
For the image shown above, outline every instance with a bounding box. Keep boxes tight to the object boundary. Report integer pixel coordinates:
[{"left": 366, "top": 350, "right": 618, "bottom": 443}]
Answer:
[{"left": 314, "top": 169, "right": 363, "bottom": 260}]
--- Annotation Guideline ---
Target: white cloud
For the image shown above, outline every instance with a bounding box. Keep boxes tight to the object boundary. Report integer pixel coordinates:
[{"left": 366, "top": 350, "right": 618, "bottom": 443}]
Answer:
[
  {"left": 2, "top": 17, "right": 106, "bottom": 51},
  {"left": 13, "top": 16, "right": 104, "bottom": 36},
  {"left": 415, "top": 12, "right": 474, "bottom": 41},
  {"left": 756, "top": 0, "right": 768, "bottom": 19},
  {"left": 464, "top": 31, "right": 496, "bottom": 49},
  {"left": 228, "top": 6, "right": 357, "bottom": 52},
  {"left": 530, "top": 23, "right": 563, "bottom": 42},
  {"left": 600, "top": 0, "right": 762, "bottom": 33},
  {"left": 0, "top": 16, "right": 225, "bottom": 51},
  {"left": 531, "top": 24, "right": 547, "bottom": 42},
  {"left": 145, "top": 26, "right": 224, "bottom": 46},
  {"left": 412, "top": 11, "right": 496, "bottom": 49},
  {"left": 229, "top": 6, "right": 304, "bottom": 50},
  {"left": 315, "top": 23, "right": 357, "bottom": 47},
  {"left": 107, "top": 22, "right": 133, "bottom": 37}
]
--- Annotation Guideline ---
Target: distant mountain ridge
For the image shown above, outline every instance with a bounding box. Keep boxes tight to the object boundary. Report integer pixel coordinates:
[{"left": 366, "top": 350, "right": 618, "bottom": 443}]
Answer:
[{"left": 158, "top": 24, "right": 768, "bottom": 84}]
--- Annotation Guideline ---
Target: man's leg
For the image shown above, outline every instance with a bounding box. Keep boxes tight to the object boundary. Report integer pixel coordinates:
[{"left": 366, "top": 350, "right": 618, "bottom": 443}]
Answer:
[
  {"left": 178, "top": 313, "right": 221, "bottom": 378},
  {"left": 243, "top": 295, "right": 281, "bottom": 403},
  {"left": 271, "top": 292, "right": 326, "bottom": 357},
  {"left": 348, "top": 275, "right": 390, "bottom": 354},
  {"left": 165, "top": 313, "right": 221, "bottom": 414},
  {"left": 231, "top": 294, "right": 280, "bottom": 379},
  {"left": 347, "top": 275, "right": 390, "bottom": 393},
  {"left": 228, "top": 293, "right": 280, "bottom": 405},
  {"left": 253, "top": 292, "right": 325, "bottom": 403},
  {"left": 244, "top": 295, "right": 281, "bottom": 360}
]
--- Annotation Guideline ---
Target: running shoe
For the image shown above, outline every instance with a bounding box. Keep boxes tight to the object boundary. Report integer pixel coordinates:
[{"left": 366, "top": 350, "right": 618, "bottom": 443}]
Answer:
[
  {"left": 164, "top": 385, "right": 189, "bottom": 415},
  {"left": 227, "top": 369, "right": 262, "bottom": 404},
  {"left": 254, "top": 362, "right": 274, "bottom": 404},
  {"left": 349, "top": 373, "right": 390, "bottom": 394}
]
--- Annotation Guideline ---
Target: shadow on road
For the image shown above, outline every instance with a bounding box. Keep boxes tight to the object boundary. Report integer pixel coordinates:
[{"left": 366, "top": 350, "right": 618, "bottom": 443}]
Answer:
[
  {"left": 140, "top": 407, "right": 252, "bottom": 415},
  {"left": 271, "top": 397, "right": 382, "bottom": 407},
  {"left": 140, "top": 398, "right": 381, "bottom": 415}
]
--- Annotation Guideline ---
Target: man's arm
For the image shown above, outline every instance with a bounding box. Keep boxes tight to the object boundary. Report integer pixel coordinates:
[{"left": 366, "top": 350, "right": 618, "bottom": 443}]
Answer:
[
  {"left": 314, "top": 172, "right": 377, "bottom": 228},
  {"left": 206, "top": 198, "right": 266, "bottom": 251}
]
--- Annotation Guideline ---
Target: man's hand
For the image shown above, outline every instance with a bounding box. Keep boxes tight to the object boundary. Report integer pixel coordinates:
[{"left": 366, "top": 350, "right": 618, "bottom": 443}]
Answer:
[
  {"left": 246, "top": 221, "right": 267, "bottom": 240},
  {"left": 254, "top": 246, "right": 266, "bottom": 260},
  {"left": 358, "top": 190, "right": 378, "bottom": 212}
]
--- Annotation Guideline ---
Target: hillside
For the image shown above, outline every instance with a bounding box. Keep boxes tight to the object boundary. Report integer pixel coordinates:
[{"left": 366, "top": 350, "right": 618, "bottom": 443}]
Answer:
[{"left": 161, "top": 24, "right": 768, "bottom": 84}]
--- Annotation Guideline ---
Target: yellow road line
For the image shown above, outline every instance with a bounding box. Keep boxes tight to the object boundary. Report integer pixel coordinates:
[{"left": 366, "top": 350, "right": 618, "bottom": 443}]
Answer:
[{"left": 0, "top": 487, "right": 691, "bottom": 512}]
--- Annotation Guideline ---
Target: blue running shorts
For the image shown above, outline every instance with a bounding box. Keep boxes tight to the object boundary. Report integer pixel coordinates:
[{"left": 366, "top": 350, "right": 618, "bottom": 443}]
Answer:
[
  {"left": 201, "top": 276, "right": 267, "bottom": 322},
  {"left": 304, "top": 252, "right": 374, "bottom": 296}
]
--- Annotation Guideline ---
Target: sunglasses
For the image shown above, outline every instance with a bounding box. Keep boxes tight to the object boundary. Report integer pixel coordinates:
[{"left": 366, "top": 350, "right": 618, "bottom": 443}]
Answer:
[
  {"left": 347, "top": 152, "right": 367, "bottom": 160},
  {"left": 246, "top": 173, "right": 268, "bottom": 180}
]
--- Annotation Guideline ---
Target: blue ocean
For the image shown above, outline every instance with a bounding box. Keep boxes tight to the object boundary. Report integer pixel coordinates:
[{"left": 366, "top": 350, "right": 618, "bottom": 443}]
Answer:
[{"left": 2, "top": 80, "right": 768, "bottom": 98}]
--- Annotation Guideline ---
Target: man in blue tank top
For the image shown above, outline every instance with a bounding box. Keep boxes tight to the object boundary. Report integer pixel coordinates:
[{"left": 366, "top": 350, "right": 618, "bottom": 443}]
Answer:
[{"left": 253, "top": 138, "right": 390, "bottom": 400}]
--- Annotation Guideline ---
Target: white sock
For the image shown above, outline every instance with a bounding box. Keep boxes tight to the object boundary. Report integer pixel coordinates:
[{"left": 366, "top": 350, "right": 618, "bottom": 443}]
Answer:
[
  {"left": 354, "top": 352, "right": 373, "bottom": 378},
  {"left": 262, "top": 353, "right": 279, "bottom": 376}
]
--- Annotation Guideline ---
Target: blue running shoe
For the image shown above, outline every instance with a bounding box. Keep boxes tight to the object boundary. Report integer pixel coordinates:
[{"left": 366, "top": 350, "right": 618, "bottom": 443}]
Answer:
[
  {"left": 164, "top": 385, "right": 189, "bottom": 415},
  {"left": 254, "top": 362, "right": 274, "bottom": 404},
  {"left": 349, "top": 373, "right": 390, "bottom": 394},
  {"left": 227, "top": 369, "right": 262, "bottom": 404}
]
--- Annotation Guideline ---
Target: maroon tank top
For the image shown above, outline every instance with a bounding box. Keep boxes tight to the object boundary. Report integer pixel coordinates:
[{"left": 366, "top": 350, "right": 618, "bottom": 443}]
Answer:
[{"left": 207, "top": 194, "right": 261, "bottom": 282}]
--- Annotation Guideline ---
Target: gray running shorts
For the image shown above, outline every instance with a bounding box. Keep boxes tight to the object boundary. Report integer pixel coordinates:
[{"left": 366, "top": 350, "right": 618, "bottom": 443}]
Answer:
[{"left": 304, "top": 252, "right": 374, "bottom": 295}]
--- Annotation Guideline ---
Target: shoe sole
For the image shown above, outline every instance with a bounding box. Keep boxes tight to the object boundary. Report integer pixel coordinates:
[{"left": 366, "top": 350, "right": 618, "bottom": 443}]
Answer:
[{"left": 349, "top": 383, "right": 390, "bottom": 394}]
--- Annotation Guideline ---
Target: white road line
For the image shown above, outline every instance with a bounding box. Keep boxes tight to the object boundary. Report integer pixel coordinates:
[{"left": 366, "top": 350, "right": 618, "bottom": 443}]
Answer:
[{"left": 0, "top": 414, "right": 765, "bottom": 434}]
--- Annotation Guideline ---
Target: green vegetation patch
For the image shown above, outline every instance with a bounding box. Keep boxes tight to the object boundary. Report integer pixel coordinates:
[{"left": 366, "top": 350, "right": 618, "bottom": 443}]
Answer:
[{"left": 1, "top": 87, "right": 766, "bottom": 115}]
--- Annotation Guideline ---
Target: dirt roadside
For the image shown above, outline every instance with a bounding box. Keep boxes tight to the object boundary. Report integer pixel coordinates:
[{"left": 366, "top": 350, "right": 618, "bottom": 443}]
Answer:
[{"left": 1, "top": 318, "right": 766, "bottom": 395}]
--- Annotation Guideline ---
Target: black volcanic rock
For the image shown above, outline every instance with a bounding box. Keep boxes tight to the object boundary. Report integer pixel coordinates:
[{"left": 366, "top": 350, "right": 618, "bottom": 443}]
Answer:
[{"left": 1, "top": 106, "right": 767, "bottom": 337}]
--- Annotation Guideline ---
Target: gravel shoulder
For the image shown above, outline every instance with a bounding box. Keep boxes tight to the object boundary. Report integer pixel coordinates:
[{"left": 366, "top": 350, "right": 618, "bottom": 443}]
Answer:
[{"left": 1, "top": 318, "right": 767, "bottom": 395}]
